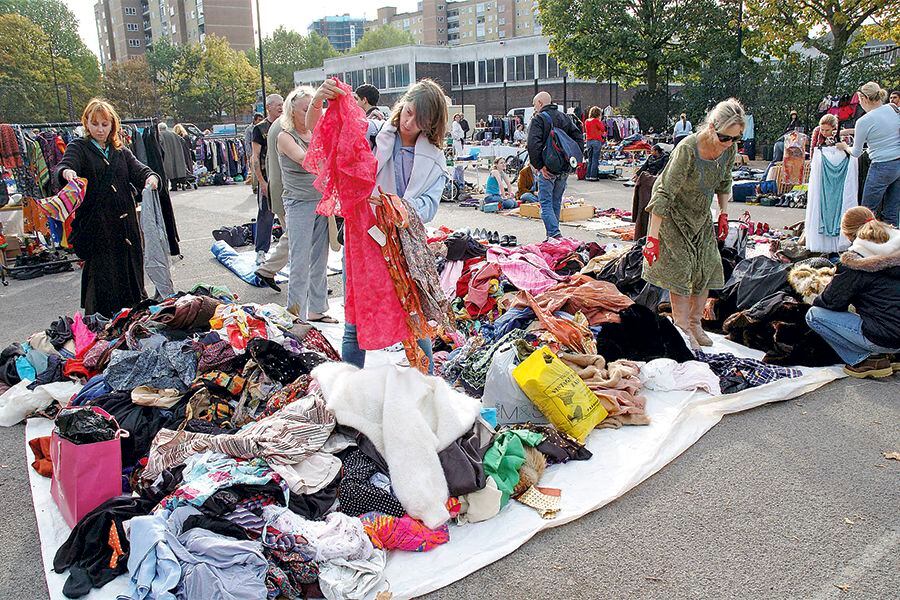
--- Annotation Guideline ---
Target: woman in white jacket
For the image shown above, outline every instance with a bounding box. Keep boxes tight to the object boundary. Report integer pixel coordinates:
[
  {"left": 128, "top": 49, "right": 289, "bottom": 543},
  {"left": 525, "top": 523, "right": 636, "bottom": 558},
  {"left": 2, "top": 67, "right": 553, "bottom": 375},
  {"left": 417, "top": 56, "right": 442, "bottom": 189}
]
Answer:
[{"left": 451, "top": 113, "right": 465, "bottom": 156}]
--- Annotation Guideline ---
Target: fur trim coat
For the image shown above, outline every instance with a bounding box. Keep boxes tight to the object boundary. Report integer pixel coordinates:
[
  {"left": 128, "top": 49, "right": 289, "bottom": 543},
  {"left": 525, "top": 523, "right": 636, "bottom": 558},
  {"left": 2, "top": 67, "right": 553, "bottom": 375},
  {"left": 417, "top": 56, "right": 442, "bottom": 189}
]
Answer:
[{"left": 814, "top": 227, "right": 900, "bottom": 348}]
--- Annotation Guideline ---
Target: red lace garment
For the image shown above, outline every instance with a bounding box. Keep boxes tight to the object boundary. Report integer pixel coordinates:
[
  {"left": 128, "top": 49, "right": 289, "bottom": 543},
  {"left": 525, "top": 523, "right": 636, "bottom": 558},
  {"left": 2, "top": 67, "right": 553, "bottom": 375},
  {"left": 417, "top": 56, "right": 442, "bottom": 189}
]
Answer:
[{"left": 303, "top": 80, "right": 410, "bottom": 350}]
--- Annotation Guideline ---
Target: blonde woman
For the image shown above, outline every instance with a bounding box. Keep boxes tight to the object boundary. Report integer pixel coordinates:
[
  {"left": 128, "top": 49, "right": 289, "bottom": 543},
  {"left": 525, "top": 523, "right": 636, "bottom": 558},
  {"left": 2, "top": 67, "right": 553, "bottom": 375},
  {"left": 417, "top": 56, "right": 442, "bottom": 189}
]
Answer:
[
  {"left": 806, "top": 206, "right": 900, "bottom": 378},
  {"left": 58, "top": 99, "right": 159, "bottom": 316},
  {"left": 643, "top": 98, "right": 745, "bottom": 349},
  {"left": 276, "top": 86, "right": 335, "bottom": 322},
  {"left": 836, "top": 82, "right": 900, "bottom": 226}
]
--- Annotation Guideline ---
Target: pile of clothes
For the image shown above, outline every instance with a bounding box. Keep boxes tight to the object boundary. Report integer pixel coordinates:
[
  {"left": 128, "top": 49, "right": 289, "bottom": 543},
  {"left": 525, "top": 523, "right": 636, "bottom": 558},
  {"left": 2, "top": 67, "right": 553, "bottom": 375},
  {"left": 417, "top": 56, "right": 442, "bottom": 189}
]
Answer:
[
  {"left": 3, "top": 286, "right": 603, "bottom": 600},
  {"left": 1, "top": 223, "right": 838, "bottom": 599}
]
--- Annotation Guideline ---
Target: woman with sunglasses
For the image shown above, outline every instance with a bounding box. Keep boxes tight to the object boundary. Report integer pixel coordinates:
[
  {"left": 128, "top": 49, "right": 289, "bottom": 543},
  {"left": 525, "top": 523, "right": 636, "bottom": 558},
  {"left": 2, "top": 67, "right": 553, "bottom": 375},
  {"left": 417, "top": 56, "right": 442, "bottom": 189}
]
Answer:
[{"left": 642, "top": 98, "right": 745, "bottom": 349}]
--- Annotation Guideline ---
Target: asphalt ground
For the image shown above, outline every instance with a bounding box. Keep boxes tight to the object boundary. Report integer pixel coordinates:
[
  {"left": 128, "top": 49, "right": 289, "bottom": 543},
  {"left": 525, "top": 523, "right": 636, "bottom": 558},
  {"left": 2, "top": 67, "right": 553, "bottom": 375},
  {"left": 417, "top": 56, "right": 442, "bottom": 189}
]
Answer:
[{"left": 0, "top": 170, "right": 896, "bottom": 599}]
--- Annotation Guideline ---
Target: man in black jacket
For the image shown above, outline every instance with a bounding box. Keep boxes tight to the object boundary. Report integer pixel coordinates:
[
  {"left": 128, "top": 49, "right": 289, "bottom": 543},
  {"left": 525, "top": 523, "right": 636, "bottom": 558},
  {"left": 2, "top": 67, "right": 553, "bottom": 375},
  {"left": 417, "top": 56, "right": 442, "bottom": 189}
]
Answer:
[{"left": 526, "top": 91, "right": 585, "bottom": 239}]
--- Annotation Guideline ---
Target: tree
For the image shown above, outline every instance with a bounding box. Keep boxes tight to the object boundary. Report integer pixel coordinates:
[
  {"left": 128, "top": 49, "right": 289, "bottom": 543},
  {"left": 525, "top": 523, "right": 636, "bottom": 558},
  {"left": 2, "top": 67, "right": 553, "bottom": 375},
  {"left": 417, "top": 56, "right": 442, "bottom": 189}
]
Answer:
[
  {"left": 745, "top": 0, "right": 900, "bottom": 92},
  {"left": 250, "top": 27, "right": 339, "bottom": 94},
  {"left": 190, "top": 35, "right": 259, "bottom": 123},
  {"left": 348, "top": 25, "right": 415, "bottom": 55},
  {"left": 147, "top": 39, "right": 203, "bottom": 120},
  {"left": 537, "top": 0, "right": 729, "bottom": 93},
  {"left": 0, "top": 0, "right": 100, "bottom": 91},
  {"left": 101, "top": 56, "right": 159, "bottom": 118},
  {"left": 0, "top": 13, "right": 63, "bottom": 121}
]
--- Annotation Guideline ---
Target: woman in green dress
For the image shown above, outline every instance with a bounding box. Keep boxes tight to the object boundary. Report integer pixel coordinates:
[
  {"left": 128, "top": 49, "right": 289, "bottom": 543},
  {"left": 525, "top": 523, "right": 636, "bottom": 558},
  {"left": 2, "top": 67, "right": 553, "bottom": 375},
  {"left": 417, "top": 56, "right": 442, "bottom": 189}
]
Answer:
[{"left": 642, "top": 98, "right": 746, "bottom": 349}]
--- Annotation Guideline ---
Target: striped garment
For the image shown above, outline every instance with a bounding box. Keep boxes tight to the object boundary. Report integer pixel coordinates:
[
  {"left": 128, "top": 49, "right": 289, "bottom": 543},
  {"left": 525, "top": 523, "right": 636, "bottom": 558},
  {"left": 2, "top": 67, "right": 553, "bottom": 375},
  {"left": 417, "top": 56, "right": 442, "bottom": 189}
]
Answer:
[{"left": 143, "top": 393, "right": 336, "bottom": 485}]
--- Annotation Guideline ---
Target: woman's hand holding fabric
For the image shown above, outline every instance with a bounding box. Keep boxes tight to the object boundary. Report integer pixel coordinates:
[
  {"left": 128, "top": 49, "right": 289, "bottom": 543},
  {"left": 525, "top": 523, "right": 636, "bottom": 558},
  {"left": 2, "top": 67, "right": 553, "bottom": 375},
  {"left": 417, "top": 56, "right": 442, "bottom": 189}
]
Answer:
[
  {"left": 145, "top": 175, "right": 160, "bottom": 190},
  {"left": 62, "top": 169, "right": 78, "bottom": 183},
  {"left": 315, "top": 79, "right": 346, "bottom": 105},
  {"left": 367, "top": 195, "right": 383, "bottom": 206}
]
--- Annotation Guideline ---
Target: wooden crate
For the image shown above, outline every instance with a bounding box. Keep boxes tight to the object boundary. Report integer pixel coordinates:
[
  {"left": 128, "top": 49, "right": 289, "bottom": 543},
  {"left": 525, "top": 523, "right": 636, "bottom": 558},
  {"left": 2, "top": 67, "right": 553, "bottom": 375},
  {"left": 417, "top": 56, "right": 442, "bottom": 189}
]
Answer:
[{"left": 519, "top": 203, "right": 595, "bottom": 222}]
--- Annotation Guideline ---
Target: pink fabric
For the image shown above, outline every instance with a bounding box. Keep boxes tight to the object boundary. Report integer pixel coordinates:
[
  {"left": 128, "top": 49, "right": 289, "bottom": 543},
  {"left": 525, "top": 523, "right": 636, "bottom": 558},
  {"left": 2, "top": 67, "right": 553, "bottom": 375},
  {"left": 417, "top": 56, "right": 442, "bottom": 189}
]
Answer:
[
  {"left": 464, "top": 263, "right": 502, "bottom": 312},
  {"left": 303, "top": 80, "right": 408, "bottom": 349},
  {"left": 527, "top": 237, "right": 581, "bottom": 267},
  {"left": 486, "top": 246, "right": 566, "bottom": 295},
  {"left": 439, "top": 260, "right": 464, "bottom": 298},
  {"left": 71, "top": 313, "right": 97, "bottom": 356}
]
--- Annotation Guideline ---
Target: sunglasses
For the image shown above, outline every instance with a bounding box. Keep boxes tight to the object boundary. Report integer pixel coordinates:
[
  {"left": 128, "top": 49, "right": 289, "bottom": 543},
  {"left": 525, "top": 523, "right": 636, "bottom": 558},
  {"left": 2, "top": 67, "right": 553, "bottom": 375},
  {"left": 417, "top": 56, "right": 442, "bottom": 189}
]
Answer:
[{"left": 715, "top": 131, "right": 742, "bottom": 143}]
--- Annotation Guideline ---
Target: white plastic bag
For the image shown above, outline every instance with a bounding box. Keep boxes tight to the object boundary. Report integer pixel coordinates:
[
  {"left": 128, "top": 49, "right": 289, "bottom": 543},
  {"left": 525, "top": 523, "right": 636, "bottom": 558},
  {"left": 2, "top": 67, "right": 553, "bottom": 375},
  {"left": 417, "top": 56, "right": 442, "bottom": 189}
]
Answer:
[
  {"left": 0, "top": 380, "right": 82, "bottom": 427},
  {"left": 482, "top": 345, "right": 547, "bottom": 425}
]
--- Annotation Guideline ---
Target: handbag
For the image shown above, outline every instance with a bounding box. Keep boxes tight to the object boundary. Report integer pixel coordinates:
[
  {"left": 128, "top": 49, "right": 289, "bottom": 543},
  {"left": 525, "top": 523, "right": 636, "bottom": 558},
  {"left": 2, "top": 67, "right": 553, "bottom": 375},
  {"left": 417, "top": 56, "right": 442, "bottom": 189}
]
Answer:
[{"left": 50, "top": 406, "right": 129, "bottom": 527}]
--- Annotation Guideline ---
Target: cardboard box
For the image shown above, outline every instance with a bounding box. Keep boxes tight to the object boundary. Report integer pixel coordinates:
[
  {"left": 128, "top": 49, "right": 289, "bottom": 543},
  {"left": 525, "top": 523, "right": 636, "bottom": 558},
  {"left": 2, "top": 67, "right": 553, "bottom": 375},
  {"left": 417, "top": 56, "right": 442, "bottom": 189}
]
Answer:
[{"left": 519, "top": 203, "right": 595, "bottom": 222}]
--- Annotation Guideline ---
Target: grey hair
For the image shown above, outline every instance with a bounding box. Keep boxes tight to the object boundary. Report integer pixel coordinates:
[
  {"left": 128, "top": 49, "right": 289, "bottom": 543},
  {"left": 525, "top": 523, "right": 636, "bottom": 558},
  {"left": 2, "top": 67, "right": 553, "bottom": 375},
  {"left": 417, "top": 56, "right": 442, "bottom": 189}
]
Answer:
[
  {"left": 280, "top": 86, "right": 316, "bottom": 132},
  {"left": 265, "top": 93, "right": 284, "bottom": 107},
  {"left": 157, "top": 122, "right": 168, "bottom": 131},
  {"left": 703, "top": 98, "right": 746, "bottom": 132}
]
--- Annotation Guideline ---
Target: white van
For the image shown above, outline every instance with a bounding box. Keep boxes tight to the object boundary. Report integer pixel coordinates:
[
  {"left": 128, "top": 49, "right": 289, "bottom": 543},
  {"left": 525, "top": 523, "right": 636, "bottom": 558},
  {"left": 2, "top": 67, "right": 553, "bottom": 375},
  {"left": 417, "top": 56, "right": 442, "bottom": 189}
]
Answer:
[{"left": 507, "top": 107, "right": 535, "bottom": 127}]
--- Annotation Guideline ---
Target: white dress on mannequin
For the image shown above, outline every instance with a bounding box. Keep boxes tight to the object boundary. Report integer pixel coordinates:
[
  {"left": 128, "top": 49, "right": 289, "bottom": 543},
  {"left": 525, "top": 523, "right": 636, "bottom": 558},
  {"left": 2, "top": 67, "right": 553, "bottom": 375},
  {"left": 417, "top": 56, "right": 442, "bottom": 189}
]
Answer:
[{"left": 805, "top": 146, "right": 858, "bottom": 253}]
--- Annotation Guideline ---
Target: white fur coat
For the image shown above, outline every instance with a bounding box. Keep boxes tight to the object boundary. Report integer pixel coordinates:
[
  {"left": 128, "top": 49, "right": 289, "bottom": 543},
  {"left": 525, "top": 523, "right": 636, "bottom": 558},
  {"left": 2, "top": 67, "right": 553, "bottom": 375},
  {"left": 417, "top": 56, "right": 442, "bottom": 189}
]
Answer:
[{"left": 312, "top": 362, "right": 482, "bottom": 528}]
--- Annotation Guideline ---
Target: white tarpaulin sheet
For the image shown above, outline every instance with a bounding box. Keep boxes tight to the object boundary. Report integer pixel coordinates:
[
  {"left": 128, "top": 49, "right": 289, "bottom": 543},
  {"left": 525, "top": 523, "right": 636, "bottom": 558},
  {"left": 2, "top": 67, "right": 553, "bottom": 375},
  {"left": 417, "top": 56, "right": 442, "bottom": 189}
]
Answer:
[{"left": 26, "top": 328, "right": 843, "bottom": 600}]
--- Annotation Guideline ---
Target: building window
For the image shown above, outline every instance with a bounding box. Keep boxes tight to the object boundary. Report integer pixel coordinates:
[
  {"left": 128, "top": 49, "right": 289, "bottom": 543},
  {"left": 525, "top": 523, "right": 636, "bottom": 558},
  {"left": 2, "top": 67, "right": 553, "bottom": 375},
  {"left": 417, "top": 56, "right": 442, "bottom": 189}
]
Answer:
[
  {"left": 388, "top": 63, "right": 410, "bottom": 88},
  {"left": 345, "top": 69, "right": 364, "bottom": 89},
  {"left": 499, "top": 30, "right": 505, "bottom": 38},
  {"left": 451, "top": 61, "right": 476, "bottom": 86},
  {"left": 127, "top": 23, "right": 139, "bottom": 31},
  {"left": 498, "top": 17, "right": 505, "bottom": 25},
  {"left": 128, "top": 38, "right": 141, "bottom": 47},
  {"left": 366, "top": 66, "right": 386, "bottom": 89},
  {"left": 124, "top": 7, "right": 136, "bottom": 15},
  {"left": 191, "top": 10, "right": 195, "bottom": 18}
]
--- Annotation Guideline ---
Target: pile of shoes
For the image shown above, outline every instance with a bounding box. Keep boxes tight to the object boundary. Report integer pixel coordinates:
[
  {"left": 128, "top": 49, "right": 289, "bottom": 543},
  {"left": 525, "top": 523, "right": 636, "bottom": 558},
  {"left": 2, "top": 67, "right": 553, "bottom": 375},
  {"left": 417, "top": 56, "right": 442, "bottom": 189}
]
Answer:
[{"left": 455, "top": 228, "right": 518, "bottom": 247}]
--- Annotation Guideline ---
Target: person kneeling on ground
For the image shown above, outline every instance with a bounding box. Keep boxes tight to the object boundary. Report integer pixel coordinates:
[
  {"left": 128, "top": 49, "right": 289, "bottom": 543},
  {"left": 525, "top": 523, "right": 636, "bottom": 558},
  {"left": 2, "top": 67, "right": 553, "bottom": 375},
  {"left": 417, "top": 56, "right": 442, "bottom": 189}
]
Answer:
[
  {"left": 517, "top": 164, "right": 539, "bottom": 203},
  {"left": 806, "top": 206, "right": 900, "bottom": 378},
  {"left": 484, "top": 157, "right": 517, "bottom": 209}
]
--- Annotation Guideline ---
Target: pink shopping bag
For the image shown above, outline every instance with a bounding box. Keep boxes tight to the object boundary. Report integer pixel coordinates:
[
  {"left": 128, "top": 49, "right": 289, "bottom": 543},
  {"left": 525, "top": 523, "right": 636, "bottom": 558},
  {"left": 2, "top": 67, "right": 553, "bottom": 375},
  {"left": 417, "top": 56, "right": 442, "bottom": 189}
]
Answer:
[{"left": 50, "top": 406, "right": 129, "bottom": 528}]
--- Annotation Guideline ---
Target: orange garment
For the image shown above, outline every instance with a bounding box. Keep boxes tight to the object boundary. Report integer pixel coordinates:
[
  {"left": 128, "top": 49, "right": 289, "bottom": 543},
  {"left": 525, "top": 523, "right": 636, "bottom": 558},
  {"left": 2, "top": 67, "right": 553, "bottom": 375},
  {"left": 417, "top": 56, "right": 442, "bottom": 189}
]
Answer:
[
  {"left": 29, "top": 436, "right": 53, "bottom": 477},
  {"left": 514, "top": 290, "right": 594, "bottom": 353},
  {"left": 375, "top": 192, "right": 433, "bottom": 373},
  {"left": 535, "top": 275, "right": 633, "bottom": 325}
]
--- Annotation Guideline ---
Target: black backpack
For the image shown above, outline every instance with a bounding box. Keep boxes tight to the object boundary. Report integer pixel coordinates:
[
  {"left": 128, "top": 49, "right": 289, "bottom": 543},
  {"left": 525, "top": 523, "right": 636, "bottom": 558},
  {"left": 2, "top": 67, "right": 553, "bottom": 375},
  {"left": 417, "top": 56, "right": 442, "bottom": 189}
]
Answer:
[{"left": 538, "top": 112, "right": 584, "bottom": 174}]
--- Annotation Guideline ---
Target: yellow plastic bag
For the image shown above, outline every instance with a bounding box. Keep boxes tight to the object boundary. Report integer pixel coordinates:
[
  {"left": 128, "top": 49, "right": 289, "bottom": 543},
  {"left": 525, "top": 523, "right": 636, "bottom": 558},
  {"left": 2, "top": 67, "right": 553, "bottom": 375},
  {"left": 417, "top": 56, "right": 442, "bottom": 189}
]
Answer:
[{"left": 512, "top": 347, "right": 608, "bottom": 443}]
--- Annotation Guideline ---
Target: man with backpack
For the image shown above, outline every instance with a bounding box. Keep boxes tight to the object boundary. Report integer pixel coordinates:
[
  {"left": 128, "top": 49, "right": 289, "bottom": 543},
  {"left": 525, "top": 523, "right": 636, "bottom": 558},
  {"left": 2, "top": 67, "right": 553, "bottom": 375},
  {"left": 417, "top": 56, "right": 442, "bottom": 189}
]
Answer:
[{"left": 527, "top": 91, "right": 585, "bottom": 239}]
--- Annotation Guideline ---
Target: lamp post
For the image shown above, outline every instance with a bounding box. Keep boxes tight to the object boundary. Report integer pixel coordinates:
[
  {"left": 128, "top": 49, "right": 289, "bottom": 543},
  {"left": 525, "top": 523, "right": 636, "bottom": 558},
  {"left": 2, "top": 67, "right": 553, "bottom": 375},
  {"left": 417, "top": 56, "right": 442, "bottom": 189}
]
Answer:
[{"left": 256, "top": 0, "right": 266, "bottom": 102}]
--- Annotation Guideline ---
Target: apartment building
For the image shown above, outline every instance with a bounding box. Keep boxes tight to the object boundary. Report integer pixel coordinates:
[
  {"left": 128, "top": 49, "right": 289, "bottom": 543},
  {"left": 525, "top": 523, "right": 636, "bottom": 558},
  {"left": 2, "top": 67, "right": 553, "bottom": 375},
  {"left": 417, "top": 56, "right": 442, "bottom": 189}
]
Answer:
[
  {"left": 368, "top": 0, "right": 541, "bottom": 46},
  {"left": 94, "top": 0, "right": 148, "bottom": 64},
  {"left": 95, "top": 0, "right": 254, "bottom": 66},
  {"left": 309, "top": 15, "right": 366, "bottom": 52}
]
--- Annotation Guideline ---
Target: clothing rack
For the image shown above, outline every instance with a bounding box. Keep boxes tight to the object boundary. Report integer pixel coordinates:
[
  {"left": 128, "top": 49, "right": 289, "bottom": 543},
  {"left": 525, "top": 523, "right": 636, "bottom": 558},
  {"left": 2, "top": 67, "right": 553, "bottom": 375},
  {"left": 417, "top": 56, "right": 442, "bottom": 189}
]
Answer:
[{"left": 15, "top": 118, "right": 157, "bottom": 129}]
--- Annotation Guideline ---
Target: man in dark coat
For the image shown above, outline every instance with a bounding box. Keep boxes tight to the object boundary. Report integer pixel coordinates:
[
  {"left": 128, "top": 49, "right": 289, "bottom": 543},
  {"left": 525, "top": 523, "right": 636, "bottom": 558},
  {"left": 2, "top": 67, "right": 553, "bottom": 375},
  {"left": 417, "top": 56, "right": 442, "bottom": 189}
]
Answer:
[
  {"left": 57, "top": 135, "right": 157, "bottom": 317},
  {"left": 526, "top": 91, "right": 584, "bottom": 240}
]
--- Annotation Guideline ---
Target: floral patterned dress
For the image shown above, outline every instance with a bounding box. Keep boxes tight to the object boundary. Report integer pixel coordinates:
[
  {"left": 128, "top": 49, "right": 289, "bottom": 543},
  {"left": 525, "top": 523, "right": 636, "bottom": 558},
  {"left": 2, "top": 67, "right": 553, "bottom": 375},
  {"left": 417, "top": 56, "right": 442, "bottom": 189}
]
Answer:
[{"left": 642, "top": 134, "right": 734, "bottom": 295}]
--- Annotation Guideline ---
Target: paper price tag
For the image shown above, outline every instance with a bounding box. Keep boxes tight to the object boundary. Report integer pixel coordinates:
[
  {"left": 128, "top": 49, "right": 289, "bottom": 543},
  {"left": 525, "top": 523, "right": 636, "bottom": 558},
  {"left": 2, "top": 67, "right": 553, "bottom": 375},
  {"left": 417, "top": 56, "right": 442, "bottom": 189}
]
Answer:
[{"left": 368, "top": 225, "right": 387, "bottom": 247}]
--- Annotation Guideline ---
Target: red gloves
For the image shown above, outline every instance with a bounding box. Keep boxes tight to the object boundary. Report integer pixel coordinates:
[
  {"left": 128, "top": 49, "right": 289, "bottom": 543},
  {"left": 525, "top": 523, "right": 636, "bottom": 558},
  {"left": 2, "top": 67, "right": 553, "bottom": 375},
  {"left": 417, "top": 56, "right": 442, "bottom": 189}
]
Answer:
[
  {"left": 643, "top": 236, "right": 660, "bottom": 266},
  {"left": 717, "top": 213, "right": 729, "bottom": 241}
]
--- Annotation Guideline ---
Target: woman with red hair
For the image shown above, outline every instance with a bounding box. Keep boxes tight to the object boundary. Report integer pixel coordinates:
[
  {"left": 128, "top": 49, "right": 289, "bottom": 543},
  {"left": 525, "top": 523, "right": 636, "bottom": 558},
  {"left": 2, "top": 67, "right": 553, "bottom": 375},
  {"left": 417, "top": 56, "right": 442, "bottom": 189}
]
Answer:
[{"left": 58, "top": 98, "right": 159, "bottom": 316}]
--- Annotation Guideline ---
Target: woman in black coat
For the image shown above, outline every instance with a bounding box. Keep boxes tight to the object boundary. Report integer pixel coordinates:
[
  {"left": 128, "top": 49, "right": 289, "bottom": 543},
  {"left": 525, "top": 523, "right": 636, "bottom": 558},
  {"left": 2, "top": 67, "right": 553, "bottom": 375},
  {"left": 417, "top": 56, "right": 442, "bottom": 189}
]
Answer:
[{"left": 57, "top": 99, "right": 159, "bottom": 317}]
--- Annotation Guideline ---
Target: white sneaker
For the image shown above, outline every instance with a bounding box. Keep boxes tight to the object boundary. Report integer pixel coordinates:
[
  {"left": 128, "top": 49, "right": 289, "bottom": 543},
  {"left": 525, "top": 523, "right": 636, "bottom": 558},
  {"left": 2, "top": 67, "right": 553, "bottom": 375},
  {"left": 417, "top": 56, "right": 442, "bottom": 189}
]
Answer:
[{"left": 256, "top": 250, "right": 266, "bottom": 265}]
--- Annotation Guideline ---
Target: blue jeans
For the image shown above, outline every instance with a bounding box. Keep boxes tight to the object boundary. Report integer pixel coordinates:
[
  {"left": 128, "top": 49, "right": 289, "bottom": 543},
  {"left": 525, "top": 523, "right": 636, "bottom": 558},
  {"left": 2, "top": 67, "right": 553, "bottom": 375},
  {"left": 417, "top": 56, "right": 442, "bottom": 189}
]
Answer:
[
  {"left": 341, "top": 323, "right": 434, "bottom": 374},
  {"left": 805, "top": 306, "right": 899, "bottom": 366},
  {"left": 862, "top": 158, "right": 900, "bottom": 227},
  {"left": 485, "top": 194, "right": 517, "bottom": 209},
  {"left": 537, "top": 171, "right": 568, "bottom": 238},
  {"left": 520, "top": 192, "right": 538, "bottom": 203},
  {"left": 587, "top": 139, "right": 603, "bottom": 179}
]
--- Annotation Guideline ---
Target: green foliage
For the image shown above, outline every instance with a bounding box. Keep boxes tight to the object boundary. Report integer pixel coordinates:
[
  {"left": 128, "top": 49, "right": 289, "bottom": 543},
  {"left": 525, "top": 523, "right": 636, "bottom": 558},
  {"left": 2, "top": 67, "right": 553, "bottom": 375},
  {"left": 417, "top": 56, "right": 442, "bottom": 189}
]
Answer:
[
  {"left": 626, "top": 90, "right": 673, "bottom": 133},
  {"left": 190, "top": 35, "right": 260, "bottom": 123},
  {"left": 348, "top": 25, "right": 415, "bottom": 55},
  {"left": 537, "top": 0, "right": 732, "bottom": 93},
  {"left": 249, "top": 27, "right": 339, "bottom": 95},
  {"left": 0, "top": 0, "right": 99, "bottom": 119},
  {"left": 745, "top": 0, "right": 900, "bottom": 92},
  {"left": 678, "top": 49, "right": 897, "bottom": 149},
  {"left": 101, "top": 56, "right": 159, "bottom": 119}
]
